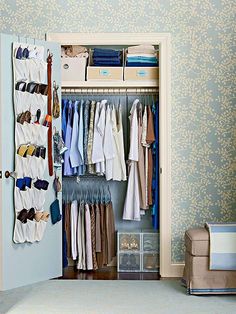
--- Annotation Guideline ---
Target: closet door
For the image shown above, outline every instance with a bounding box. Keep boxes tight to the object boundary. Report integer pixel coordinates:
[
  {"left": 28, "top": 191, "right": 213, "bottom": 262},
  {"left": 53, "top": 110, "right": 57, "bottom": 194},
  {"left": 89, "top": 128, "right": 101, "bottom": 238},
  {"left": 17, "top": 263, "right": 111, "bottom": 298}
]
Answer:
[{"left": 0, "top": 33, "right": 62, "bottom": 290}]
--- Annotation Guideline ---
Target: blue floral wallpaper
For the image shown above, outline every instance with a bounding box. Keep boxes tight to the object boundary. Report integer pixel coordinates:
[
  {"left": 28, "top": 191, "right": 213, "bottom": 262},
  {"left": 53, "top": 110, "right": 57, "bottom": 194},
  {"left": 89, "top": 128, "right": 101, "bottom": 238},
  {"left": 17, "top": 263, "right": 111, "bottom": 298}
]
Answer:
[{"left": 0, "top": 0, "right": 235, "bottom": 262}]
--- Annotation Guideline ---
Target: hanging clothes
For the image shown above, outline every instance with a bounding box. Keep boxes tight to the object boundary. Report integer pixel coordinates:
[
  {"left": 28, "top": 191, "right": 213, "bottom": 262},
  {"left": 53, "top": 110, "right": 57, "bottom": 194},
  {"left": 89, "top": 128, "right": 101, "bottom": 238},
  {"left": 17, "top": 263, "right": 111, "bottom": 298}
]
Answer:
[
  {"left": 83, "top": 100, "right": 90, "bottom": 167},
  {"left": 137, "top": 102, "right": 147, "bottom": 210},
  {"left": 104, "top": 104, "right": 115, "bottom": 181},
  {"left": 78, "top": 101, "right": 85, "bottom": 175},
  {"left": 123, "top": 99, "right": 140, "bottom": 221},
  {"left": 141, "top": 105, "right": 149, "bottom": 208},
  {"left": 64, "top": 101, "right": 73, "bottom": 176},
  {"left": 146, "top": 105, "right": 155, "bottom": 205},
  {"left": 71, "top": 200, "right": 78, "bottom": 260},
  {"left": 85, "top": 203, "right": 93, "bottom": 270},
  {"left": 152, "top": 99, "right": 159, "bottom": 230},
  {"left": 63, "top": 180, "right": 116, "bottom": 271},
  {"left": 111, "top": 105, "right": 127, "bottom": 181},
  {"left": 70, "top": 101, "right": 81, "bottom": 168},
  {"left": 92, "top": 100, "right": 106, "bottom": 175},
  {"left": 87, "top": 101, "right": 96, "bottom": 174}
]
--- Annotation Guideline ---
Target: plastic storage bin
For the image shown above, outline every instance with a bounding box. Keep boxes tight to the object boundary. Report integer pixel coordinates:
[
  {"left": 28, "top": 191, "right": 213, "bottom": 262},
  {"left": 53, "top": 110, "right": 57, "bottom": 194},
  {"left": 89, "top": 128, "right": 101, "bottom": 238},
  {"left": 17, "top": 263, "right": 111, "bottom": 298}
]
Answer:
[
  {"left": 117, "top": 230, "right": 159, "bottom": 272},
  {"left": 61, "top": 57, "right": 87, "bottom": 82},
  {"left": 142, "top": 253, "right": 159, "bottom": 272},
  {"left": 142, "top": 233, "right": 159, "bottom": 252},
  {"left": 118, "top": 233, "right": 141, "bottom": 252},
  {"left": 118, "top": 253, "right": 141, "bottom": 272}
]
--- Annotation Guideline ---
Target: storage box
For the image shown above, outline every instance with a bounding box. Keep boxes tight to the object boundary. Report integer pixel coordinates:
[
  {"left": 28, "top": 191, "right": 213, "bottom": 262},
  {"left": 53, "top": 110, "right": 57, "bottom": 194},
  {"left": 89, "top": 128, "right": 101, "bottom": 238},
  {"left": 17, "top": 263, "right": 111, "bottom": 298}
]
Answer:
[
  {"left": 87, "top": 66, "right": 123, "bottom": 81},
  {"left": 117, "top": 230, "right": 159, "bottom": 272},
  {"left": 142, "top": 253, "right": 159, "bottom": 272},
  {"left": 142, "top": 233, "right": 159, "bottom": 252},
  {"left": 118, "top": 233, "right": 141, "bottom": 252},
  {"left": 118, "top": 253, "right": 141, "bottom": 272},
  {"left": 124, "top": 67, "right": 159, "bottom": 81},
  {"left": 61, "top": 57, "right": 87, "bottom": 82}
]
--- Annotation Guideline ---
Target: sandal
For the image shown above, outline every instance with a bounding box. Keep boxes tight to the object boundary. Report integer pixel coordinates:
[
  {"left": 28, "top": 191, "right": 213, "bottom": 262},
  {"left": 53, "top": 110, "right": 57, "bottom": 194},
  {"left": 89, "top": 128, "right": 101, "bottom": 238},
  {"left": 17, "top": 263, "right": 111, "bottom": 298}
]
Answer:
[
  {"left": 26, "top": 144, "right": 36, "bottom": 156},
  {"left": 17, "top": 144, "right": 28, "bottom": 157}
]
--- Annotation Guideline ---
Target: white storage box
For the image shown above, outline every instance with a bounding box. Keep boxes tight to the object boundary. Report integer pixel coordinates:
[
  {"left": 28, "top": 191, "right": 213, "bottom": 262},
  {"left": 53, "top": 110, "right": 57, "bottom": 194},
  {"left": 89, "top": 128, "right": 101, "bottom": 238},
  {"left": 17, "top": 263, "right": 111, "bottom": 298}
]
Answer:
[{"left": 61, "top": 57, "right": 87, "bottom": 82}]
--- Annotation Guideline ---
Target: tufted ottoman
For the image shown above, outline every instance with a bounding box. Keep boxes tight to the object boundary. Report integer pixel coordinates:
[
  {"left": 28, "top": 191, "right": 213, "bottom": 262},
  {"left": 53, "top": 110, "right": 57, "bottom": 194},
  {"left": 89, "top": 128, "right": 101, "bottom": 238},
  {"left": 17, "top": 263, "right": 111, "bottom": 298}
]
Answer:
[{"left": 182, "top": 227, "right": 236, "bottom": 294}]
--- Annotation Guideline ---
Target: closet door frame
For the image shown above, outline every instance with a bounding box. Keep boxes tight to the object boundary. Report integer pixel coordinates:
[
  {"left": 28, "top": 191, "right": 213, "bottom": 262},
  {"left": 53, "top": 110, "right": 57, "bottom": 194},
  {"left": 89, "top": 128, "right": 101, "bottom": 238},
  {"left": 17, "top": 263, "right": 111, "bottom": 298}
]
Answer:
[{"left": 47, "top": 32, "right": 183, "bottom": 277}]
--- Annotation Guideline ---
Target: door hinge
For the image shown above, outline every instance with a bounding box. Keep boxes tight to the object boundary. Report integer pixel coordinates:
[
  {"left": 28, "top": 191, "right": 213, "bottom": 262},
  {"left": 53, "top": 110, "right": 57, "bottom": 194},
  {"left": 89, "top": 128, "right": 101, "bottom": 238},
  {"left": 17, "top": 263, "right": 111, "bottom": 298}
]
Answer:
[
  {"left": 160, "top": 167, "right": 162, "bottom": 174},
  {"left": 0, "top": 171, "right": 2, "bottom": 179}
]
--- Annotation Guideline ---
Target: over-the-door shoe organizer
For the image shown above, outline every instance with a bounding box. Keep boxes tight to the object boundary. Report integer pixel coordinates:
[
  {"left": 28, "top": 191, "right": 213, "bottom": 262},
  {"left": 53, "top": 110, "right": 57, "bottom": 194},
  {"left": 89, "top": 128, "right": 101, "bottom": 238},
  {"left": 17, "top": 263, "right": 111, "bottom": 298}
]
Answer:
[{"left": 12, "top": 43, "right": 50, "bottom": 243}]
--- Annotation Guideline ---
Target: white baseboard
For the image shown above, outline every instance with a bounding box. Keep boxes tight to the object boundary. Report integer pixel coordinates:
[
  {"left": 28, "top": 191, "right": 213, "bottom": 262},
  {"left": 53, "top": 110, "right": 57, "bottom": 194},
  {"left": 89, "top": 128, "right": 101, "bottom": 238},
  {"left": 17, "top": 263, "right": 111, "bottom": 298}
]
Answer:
[{"left": 161, "top": 263, "right": 184, "bottom": 278}]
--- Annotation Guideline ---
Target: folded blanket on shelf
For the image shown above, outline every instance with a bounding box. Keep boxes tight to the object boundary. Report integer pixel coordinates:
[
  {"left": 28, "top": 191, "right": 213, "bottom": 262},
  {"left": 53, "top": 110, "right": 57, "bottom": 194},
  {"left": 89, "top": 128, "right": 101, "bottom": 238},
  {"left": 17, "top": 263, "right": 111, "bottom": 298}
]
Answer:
[
  {"left": 127, "top": 57, "right": 158, "bottom": 63},
  {"left": 128, "top": 44, "right": 156, "bottom": 54},
  {"left": 93, "top": 48, "right": 121, "bottom": 58},
  {"left": 205, "top": 222, "right": 236, "bottom": 270},
  {"left": 126, "top": 62, "right": 158, "bottom": 67}
]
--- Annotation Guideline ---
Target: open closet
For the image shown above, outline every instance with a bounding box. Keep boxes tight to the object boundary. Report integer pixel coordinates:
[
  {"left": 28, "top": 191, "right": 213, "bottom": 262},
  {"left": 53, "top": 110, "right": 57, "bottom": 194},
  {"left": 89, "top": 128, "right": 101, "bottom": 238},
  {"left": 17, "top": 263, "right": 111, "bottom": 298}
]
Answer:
[
  {"left": 0, "top": 33, "right": 171, "bottom": 290},
  {"left": 58, "top": 36, "right": 160, "bottom": 278}
]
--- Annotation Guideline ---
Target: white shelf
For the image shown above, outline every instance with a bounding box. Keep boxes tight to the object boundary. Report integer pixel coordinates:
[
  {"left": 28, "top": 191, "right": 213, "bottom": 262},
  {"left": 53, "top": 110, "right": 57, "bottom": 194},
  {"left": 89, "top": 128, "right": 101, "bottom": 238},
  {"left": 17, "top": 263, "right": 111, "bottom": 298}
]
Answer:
[{"left": 61, "top": 80, "right": 159, "bottom": 88}]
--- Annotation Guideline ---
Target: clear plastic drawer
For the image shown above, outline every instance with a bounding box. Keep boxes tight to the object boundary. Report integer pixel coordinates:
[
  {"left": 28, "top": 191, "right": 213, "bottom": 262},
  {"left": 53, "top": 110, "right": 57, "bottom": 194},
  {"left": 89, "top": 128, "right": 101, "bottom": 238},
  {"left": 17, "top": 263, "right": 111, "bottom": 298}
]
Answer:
[
  {"left": 142, "top": 253, "right": 159, "bottom": 272},
  {"left": 118, "top": 253, "right": 141, "bottom": 272},
  {"left": 142, "top": 233, "right": 159, "bottom": 252},
  {"left": 118, "top": 233, "right": 141, "bottom": 252}
]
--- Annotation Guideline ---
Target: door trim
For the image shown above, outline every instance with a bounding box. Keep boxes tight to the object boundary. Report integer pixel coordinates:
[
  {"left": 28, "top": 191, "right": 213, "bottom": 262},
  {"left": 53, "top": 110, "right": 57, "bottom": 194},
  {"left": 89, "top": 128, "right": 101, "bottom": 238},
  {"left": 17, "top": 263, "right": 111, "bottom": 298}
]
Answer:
[{"left": 47, "top": 32, "right": 181, "bottom": 277}]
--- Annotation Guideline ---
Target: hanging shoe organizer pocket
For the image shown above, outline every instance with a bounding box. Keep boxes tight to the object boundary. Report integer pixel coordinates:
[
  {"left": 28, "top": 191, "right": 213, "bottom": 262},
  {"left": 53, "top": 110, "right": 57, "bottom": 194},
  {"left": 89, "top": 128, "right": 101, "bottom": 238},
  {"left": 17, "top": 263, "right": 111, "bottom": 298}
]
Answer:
[{"left": 12, "top": 42, "right": 50, "bottom": 244}]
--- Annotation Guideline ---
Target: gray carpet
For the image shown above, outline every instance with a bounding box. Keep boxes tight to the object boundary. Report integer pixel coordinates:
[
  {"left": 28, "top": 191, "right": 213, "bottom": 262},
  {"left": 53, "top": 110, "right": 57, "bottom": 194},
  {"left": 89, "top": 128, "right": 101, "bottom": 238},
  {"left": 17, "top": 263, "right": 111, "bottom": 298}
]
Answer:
[{"left": 0, "top": 280, "right": 236, "bottom": 314}]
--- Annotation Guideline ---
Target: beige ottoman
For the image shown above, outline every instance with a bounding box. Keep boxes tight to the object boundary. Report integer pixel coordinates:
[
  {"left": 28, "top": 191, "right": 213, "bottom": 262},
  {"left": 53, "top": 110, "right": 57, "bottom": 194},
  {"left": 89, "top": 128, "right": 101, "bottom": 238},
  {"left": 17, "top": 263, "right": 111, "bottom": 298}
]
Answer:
[{"left": 183, "top": 227, "right": 236, "bottom": 294}]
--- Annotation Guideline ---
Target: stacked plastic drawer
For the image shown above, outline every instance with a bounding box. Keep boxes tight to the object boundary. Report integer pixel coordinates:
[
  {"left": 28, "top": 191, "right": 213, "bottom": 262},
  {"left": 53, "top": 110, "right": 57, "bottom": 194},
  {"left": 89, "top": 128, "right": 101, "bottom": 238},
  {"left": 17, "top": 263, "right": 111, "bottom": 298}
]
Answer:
[{"left": 117, "top": 230, "right": 159, "bottom": 272}]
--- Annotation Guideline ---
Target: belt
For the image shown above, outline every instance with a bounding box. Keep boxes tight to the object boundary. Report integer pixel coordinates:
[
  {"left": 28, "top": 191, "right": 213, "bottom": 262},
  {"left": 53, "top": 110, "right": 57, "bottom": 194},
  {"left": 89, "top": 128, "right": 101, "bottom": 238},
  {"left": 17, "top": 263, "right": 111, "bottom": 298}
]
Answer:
[{"left": 47, "top": 52, "right": 53, "bottom": 177}]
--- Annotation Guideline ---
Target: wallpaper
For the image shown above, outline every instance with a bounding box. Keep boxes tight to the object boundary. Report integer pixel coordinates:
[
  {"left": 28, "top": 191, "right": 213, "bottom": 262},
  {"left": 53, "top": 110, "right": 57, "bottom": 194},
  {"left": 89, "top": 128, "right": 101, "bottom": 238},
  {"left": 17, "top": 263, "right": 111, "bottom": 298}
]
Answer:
[{"left": 0, "top": 0, "right": 235, "bottom": 263}]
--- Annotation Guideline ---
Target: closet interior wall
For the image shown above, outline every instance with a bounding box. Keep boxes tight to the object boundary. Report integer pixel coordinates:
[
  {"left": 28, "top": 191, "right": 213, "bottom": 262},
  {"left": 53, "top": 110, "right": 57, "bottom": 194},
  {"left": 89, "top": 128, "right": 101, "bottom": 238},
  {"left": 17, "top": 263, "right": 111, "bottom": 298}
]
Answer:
[{"left": 61, "top": 91, "right": 158, "bottom": 231}]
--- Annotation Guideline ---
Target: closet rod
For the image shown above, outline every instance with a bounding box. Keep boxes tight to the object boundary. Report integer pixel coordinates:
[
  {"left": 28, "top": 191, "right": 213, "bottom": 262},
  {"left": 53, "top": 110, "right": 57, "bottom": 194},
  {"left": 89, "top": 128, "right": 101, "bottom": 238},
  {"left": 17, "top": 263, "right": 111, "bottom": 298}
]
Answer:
[{"left": 62, "top": 87, "right": 159, "bottom": 95}]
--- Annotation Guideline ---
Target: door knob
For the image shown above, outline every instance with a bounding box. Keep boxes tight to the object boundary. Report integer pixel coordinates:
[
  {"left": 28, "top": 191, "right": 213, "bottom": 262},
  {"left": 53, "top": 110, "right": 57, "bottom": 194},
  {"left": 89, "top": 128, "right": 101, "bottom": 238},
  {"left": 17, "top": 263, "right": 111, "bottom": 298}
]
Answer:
[{"left": 5, "top": 171, "right": 17, "bottom": 179}]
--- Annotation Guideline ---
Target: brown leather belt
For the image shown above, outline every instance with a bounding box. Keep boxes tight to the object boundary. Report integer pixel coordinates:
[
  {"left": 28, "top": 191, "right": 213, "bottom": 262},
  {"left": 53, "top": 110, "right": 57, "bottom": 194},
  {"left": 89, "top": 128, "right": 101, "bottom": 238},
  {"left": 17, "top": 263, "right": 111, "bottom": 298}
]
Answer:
[{"left": 47, "top": 52, "right": 53, "bottom": 176}]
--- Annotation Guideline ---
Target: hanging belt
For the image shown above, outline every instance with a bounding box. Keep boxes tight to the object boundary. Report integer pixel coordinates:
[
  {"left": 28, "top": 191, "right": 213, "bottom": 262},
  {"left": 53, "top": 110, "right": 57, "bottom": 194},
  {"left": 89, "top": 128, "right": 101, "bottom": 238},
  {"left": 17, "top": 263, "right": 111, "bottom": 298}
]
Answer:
[{"left": 47, "top": 51, "right": 53, "bottom": 176}]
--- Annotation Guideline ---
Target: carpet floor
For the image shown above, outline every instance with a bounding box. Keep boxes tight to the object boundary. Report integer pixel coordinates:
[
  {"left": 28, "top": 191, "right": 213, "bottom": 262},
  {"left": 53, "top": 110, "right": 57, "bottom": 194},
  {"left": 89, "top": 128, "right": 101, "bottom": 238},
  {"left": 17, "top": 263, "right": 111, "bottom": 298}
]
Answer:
[{"left": 0, "top": 280, "right": 236, "bottom": 314}]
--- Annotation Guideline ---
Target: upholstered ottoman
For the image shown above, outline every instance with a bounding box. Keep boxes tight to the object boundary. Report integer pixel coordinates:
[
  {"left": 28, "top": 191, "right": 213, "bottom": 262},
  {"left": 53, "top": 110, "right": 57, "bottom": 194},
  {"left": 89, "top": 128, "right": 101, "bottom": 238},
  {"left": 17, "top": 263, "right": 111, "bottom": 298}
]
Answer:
[{"left": 183, "top": 228, "right": 236, "bottom": 294}]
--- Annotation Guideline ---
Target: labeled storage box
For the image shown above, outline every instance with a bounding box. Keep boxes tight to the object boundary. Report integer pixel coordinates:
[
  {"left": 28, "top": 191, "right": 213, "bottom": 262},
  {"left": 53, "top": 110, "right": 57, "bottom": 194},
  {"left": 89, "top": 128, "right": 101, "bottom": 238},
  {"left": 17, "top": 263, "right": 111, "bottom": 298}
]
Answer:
[
  {"left": 124, "top": 67, "right": 159, "bottom": 81},
  {"left": 87, "top": 66, "right": 123, "bottom": 81},
  {"left": 61, "top": 57, "right": 87, "bottom": 82}
]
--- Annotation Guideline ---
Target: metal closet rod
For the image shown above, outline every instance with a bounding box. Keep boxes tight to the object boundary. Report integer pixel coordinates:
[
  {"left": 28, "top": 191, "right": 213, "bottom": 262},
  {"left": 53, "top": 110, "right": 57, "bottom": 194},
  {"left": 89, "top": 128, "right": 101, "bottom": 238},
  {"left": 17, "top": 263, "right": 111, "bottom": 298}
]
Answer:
[{"left": 62, "top": 87, "right": 159, "bottom": 95}]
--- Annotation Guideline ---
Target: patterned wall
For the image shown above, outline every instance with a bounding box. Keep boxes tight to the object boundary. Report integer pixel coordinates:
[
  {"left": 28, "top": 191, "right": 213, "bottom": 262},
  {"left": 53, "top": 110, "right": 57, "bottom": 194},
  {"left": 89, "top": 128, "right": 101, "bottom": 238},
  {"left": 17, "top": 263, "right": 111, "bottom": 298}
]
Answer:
[{"left": 1, "top": 0, "right": 235, "bottom": 262}]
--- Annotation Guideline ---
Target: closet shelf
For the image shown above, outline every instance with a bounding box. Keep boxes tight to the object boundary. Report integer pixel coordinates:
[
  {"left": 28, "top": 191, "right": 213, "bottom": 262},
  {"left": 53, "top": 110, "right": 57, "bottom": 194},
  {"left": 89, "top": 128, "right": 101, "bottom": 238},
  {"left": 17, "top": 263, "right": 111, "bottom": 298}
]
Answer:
[{"left": 61, "top": 80, "right": 159, "bottom": 88}]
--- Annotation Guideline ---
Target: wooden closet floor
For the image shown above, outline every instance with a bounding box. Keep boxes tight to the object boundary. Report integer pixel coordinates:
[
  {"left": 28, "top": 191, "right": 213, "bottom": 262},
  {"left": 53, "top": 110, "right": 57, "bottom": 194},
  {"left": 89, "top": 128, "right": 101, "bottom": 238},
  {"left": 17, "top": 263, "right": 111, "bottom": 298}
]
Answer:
[{"left": 59, "top": 266, "right": 160, "bottom": 280}]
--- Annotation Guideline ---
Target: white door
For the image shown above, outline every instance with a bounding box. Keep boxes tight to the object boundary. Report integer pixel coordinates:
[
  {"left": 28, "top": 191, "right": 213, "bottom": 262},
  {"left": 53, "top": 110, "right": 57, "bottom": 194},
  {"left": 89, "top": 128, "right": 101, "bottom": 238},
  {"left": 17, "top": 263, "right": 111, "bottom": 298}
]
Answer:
[{"left": 0, "top": 33, "right": 62, "bottom": 290}]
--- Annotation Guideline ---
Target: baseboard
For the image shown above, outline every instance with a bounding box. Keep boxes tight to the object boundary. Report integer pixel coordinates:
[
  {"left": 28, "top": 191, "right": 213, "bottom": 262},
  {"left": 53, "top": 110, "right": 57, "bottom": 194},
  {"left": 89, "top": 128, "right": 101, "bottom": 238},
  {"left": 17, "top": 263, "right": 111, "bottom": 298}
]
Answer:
[{"left": 161, "top": 263, "right": 184, "bottom": 278}]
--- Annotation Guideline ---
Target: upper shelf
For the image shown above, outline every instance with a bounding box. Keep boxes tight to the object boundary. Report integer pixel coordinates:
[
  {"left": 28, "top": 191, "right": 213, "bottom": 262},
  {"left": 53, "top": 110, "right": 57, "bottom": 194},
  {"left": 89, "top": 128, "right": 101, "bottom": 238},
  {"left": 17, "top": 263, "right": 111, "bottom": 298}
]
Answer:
[{"left": 61, "top": 80, "right": 159, "bottom": 88}]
